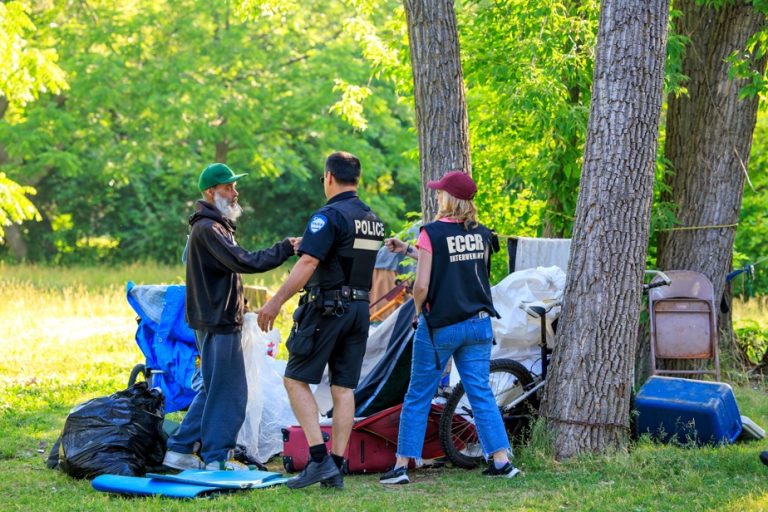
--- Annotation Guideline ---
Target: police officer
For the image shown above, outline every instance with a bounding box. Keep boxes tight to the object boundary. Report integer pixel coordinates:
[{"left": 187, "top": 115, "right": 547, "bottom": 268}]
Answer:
[{"left": 257, "top": 151, "right": 384, "bottom": 489}]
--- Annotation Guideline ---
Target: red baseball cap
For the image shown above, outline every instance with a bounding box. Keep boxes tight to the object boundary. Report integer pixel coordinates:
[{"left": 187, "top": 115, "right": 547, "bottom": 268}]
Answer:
[{"left": 427, "top": 170, "right": 477, "bottom": 200}]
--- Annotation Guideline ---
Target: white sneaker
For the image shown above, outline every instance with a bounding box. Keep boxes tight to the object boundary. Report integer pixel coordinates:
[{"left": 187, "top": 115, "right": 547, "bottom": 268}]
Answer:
[
  {"left": 205, "top": 459, "right": 252, "bottom": 471},
  {"left": 482, "top": 462, "right": 521, "bottom": 478},
  {"left": 163, "top": 450, "right": 204, "bottom": 471},
  {"left": 205, "top": 449, "right": 253, "bottom": 471}
]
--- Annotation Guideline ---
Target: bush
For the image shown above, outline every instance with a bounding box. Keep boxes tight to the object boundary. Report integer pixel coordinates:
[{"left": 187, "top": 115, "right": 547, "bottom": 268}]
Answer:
[{"left": 734, "top": 319, "right": 768, "bottom": 365}]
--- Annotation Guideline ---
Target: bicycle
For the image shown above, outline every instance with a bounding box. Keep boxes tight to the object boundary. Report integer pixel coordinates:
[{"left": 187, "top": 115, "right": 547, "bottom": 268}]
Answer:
[{"left": 438, "top": 270, "right": 671, "bottom": 468}]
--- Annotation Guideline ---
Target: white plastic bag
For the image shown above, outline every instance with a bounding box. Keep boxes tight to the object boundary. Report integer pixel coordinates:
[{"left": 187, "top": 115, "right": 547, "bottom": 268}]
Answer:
[
  {"left": 237, "top": 313, "right": 297, "bottom": 463},
  {"left": 490, "top": 266, "right": 565, "bottom": 360},
  {"left": 263, "top": 327, "right": 281, "bottom": 358}
]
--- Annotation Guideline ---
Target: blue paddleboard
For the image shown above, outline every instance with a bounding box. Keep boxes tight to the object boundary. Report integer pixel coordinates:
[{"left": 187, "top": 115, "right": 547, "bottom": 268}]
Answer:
[
  {"left": 92, "top": 474, "right": 223, "bottom": 498},
  {"left": 145, "top": 469, "right": 291, "bottom": 489}
]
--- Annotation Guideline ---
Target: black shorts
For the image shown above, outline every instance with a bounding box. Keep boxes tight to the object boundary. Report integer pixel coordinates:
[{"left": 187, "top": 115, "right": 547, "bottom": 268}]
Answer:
[{"left": 284, "top": 301, "right": 369, "bottom": 388}]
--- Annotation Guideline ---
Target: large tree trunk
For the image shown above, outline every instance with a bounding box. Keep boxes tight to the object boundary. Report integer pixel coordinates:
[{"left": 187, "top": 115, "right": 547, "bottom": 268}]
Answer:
[
  {"left": 541, "top": 0, "right": 669, "bottom": 460},
  {"left": 403, "top": 0, "right": 471, "bottom": 222},
  {"left": 657, "top": 1, "right": 766, "bottom": 355}
]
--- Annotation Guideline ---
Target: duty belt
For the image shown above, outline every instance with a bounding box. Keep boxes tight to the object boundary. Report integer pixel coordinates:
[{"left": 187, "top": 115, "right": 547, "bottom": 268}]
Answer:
[{"left": 303, "top": 286, "right": 370, "bottom": 304}]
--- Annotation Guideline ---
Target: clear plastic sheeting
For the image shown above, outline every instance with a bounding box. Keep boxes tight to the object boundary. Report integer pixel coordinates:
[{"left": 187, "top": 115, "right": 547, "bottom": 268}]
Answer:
[
  {"left": 237, "top": 313, "right": 297, "bottom": 463},
  {"left": 128, "top": 285, "right": 168, "bottom": 324}
]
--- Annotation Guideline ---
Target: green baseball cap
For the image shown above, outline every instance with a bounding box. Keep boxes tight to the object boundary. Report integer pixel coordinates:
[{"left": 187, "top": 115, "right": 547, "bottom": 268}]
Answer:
[{"left": 198, "top": 163, "right": 247, "bottom": 191}]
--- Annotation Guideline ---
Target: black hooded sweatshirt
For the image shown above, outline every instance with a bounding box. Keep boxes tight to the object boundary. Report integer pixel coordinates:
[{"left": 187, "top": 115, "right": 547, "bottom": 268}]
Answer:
[{"left": 185, "top": 200, "right": 294, "bottom": 333}]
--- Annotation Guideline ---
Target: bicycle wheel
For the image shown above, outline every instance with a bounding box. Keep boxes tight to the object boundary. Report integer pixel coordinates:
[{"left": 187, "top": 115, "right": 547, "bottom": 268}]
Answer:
[{"left": 439, "top": 358, "right": 536, "bottom": 469}]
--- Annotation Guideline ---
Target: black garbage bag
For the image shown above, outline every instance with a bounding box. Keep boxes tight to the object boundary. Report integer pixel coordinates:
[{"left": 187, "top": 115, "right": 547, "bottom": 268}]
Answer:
[{"left": 58, "top": 381, "right": 165, "bottom": 479}]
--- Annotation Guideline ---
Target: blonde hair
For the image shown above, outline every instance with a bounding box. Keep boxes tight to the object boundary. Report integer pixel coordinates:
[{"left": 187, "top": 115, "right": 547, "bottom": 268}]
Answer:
[{"left": 435, "top": 190, "right": 478, "bottom": 229}]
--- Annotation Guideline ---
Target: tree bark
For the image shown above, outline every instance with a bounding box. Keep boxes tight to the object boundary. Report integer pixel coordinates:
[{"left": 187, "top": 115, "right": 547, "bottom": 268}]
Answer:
[
  {"left": 657, "top": 0, "right": 766, "bottom": 354},
  {"left": 541, "top": 0, "right": 669, "bottom": 460},
  {"left": 403, "top": 0, "right": 471, "bottom": 222}
]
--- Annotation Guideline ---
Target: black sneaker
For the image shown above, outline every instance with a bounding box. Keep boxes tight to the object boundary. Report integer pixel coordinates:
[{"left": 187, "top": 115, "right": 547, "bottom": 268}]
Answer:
[
  {"left": 320, "top": 472, "right": 344, "bottom": 489},
  {"left": 760, "top": 451, "right": 768, "bottom": 467},
  {"left": 286, "top": 456, "right": 340, "bottom": 489},
  {"left": 482, "top": 462, "right": 521, "bottom": 478},
  {"left": 379, "top": 466, "right": 409, "bottom": 485},
  {"left": 320, "top": 457, "right": 347, "bottom": 489}
]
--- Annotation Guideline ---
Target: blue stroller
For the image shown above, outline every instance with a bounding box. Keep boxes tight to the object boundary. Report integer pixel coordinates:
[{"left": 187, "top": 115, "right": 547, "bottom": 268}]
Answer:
[{"left": 125, "top": 282, "right": 199, "bottom": 414}]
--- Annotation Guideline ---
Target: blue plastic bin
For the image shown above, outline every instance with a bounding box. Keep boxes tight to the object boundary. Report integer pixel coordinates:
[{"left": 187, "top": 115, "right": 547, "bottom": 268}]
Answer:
[{"left": 635, "top": 376, "right": 742, "bottom": 445}]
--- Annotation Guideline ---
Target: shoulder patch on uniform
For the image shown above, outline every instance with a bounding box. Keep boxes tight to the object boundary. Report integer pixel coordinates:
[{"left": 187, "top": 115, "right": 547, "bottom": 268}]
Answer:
[{"left": 309, "top": 214, "right": 328, "bottom": 234}]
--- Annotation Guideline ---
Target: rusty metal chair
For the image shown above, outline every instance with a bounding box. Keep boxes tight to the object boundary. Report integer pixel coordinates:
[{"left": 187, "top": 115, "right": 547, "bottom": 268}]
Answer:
[{"left": 649, "top": 270, "right": 720, "bottom": 381}]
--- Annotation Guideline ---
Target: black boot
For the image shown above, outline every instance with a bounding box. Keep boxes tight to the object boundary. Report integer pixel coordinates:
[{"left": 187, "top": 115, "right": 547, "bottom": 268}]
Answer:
[
  {"left": 760, "top": 451, "right": 768, "bottom": 467},
  {"left": 286, "top": 456, "right": 340, "bottom": 489}
]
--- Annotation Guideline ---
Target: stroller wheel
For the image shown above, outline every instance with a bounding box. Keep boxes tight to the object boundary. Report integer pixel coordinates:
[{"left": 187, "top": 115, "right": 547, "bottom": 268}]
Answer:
[{"left": 128, "top": 363, "right": 148, "bottom": 387}]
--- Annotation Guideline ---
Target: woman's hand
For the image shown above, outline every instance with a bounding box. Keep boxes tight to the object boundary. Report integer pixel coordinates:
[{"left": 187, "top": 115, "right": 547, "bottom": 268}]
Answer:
[
  {"left": 385, "top": 237, "right": 418, "bottom": 260},
  {"left": 385, "top": 237, "right": 407, "bottom": 254}
]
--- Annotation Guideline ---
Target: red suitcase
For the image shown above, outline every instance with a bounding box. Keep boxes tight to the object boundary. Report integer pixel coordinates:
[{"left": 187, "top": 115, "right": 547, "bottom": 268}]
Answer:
[{"left": 281, "top": 403, "right": 445, "bottom": 473}]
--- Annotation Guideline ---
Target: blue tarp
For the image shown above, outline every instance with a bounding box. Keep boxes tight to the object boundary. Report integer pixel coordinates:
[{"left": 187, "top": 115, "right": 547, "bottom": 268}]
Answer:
[{"left": 126, "top": 282, "right": 198, "bottom": 413}]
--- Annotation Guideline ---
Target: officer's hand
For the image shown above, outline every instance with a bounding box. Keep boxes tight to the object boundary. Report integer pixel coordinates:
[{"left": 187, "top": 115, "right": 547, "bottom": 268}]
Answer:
[
  {"left": 257, "top": 299, "right": 281, "bottom": 332},
  {"left": 385, "top": 237, "right": 406, "bottom": 254},
  {"left": 288, "top": 237, "right": 302, "bottom": 254}
]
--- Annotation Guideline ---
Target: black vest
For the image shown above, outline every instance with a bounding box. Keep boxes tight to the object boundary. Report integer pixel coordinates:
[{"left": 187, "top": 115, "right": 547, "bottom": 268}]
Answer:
[
  {"left": 306, "top": 194, "right": 384, "bottom": 291},
  {"left": 423, "top": 221, "right": 499, "bottom": 328}
]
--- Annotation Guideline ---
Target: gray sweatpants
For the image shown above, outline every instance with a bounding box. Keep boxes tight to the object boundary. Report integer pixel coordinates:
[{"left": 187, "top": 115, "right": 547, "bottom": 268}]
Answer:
[{"left": 166, "top": 330, "right": 247, "bottom": 464}]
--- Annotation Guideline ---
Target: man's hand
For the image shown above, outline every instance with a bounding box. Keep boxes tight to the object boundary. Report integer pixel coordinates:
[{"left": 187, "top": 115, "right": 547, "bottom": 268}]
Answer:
[
  {"left": 288, "top": 237, "right": 302, "bottom": 254},
  {"left": 257, "top": 298, "right": 282, "bottom": 332},
  {"left": 257, "top": 253, "right": 318, "bottom": 333}
]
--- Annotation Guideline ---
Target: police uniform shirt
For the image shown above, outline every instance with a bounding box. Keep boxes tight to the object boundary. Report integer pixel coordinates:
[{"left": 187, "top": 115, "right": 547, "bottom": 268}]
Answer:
[{"left": 298, "top": 190, "right": 384, "bottom": 291}]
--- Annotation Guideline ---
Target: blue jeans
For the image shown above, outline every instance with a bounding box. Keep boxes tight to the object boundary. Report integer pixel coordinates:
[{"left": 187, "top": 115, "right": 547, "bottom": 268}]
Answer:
[
  {"left": 166, "top": 330, "right": 247, "bottom": 464},
  {"left": 397, "top": 314, "right": 510, "bottom": 459}
]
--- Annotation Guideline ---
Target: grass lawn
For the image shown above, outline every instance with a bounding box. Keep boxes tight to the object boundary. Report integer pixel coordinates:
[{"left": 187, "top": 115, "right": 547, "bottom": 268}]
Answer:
[{"left": 1, "top": 263, "right": 767, "bottom": 511}]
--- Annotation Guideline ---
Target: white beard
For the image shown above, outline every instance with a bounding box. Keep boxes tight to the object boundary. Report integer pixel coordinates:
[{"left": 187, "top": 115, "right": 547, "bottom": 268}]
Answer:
[{"left": 214, "top": 191, "right": 243, "bottom": 221}]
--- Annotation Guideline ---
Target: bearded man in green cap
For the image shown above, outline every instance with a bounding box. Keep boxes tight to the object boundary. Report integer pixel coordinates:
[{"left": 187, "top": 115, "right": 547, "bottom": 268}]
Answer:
[{"left": 163, "top": 163, "right": 300, "bottom": 471}]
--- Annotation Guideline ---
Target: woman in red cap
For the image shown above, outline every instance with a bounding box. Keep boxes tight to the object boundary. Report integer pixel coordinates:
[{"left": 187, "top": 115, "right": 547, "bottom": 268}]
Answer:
[{"left": 380, "top": 171, "right": 520, "bottom": 484}]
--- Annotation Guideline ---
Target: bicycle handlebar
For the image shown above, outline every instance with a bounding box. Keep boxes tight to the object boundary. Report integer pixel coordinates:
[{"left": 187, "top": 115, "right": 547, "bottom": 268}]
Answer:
[
  {"left": 520, "top": 300, "right": 561, "bottom": 318},
  {"left": 643, "top": 270, "right": 671, "bottom": 291}
]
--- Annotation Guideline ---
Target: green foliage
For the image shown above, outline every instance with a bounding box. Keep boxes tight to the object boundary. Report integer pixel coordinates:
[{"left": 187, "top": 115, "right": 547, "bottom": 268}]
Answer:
[
  {"left": 736, "top": 111, "right": 768, "bottom": 294},
  {"left": 734, "top": 319, "right": 768, "bottom": 364},
  {"left": 3, "top": 0, "right": 768, "bottom": 278},
  {"left": 329, "top": 79, "right": 373, "bottom": 131},
  {"left": 0, "top": 171, "right": 40, "bottom": 242},
  {"left": 0, "top": 0, "right": 418, "bottom": 264},
  {"left": 0, "top": 1, "right": 68, "bottom": 243},
  {"left": 665, "top": 8, "right": 690, "bottom": 98},
  {"left": 460, "top": 0, "right": 599, "bottom": 239},
  {"left": 0, "top": 1, "right": 68, "bottom": 120},
  {"left": 706, "top": 0, "right": 768, "bottom": 102}
]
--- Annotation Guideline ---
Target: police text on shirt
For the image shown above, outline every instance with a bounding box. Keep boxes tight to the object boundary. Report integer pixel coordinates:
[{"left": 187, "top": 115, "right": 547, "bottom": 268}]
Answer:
[{"left": 354, "top": 219, "right": 385, "bottom": 237}]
